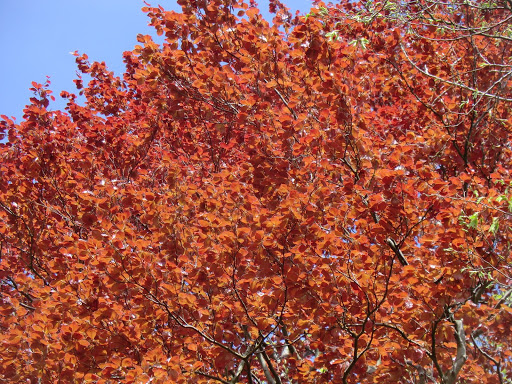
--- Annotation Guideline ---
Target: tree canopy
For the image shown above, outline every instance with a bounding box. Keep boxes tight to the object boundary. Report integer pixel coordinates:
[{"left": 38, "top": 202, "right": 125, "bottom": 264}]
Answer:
[{"left": 1, "top": 0, "right": 512, "bottom": 383}]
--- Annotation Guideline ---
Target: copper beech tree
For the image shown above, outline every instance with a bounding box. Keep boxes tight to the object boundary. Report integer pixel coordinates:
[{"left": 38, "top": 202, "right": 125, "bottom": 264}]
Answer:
[{"left": 1, "top": 0, "right": 512, "bottom": 382}]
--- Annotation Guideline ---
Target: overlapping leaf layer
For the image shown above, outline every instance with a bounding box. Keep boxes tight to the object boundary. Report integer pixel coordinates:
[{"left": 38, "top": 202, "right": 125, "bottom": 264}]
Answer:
[{"left": 1, "top": 1, "right": 511, "bottom": 383}]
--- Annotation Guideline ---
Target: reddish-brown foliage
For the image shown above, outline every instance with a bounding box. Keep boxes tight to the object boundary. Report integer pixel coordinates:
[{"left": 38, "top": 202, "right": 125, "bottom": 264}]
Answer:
[{"left": 1, "top": 1, "right": 511, "bottom": 383}]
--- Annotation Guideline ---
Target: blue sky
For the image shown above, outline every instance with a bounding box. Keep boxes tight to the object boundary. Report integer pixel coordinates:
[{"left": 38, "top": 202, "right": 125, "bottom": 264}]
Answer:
[{"left": 0, "top": 0, "right": 313, "bottom": 121}]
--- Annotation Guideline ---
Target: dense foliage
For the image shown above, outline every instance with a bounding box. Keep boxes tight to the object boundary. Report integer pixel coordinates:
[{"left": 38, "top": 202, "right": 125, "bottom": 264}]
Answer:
[{"left": 1, "top": 0, "right": 511, "bottom": 383}]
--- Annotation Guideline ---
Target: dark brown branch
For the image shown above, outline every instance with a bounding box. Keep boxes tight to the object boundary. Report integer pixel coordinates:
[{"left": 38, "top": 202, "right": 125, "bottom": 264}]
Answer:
[
  {"left": 196, "top": 370, "right": 231, "bottom": 384},
  {"left": 386, "top": 237, "right": 408, "bottom": 266}
]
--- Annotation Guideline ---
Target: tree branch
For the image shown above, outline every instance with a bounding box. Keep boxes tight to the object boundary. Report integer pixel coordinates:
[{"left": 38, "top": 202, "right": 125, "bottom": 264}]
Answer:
[{"left": 444, "top": 318, "right": 467, "bottom": 384}]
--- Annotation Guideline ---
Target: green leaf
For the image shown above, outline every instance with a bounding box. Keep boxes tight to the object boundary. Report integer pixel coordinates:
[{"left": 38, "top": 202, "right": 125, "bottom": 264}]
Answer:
[
  {"left": 495, "top": 195, "right": 507, "bottom": 203},
  {"left": 489, "top": 217, "right": 499, "bottom": 234},
  {"left": 326, "top": 30, "right": 340, "bottom": 41},
  {"left": 468, "top": 212, "right": 479, "bottom": 229}
]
